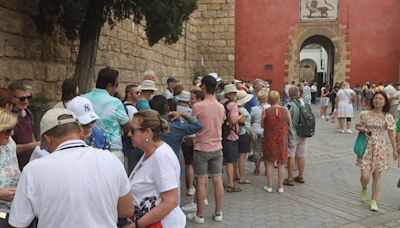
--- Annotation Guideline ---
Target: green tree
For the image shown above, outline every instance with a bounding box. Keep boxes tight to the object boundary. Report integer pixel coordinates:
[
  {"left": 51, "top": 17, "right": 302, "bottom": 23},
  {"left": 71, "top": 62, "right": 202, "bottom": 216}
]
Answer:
[{"left": 32, "top": 0, "right": 197, "bottom": 92}]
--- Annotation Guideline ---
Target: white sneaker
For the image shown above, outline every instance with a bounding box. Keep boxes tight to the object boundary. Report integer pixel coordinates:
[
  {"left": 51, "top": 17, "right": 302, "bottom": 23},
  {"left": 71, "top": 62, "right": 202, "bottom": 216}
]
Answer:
[
  {"left": 277, "top": 188, "right": 284, "bottom": 193},
  {"left": 187, "top": 212, "right": 204, "bottom": 224},
  {"left": 181, "top": 202, "right": 197, "bottom": 212},
  {"left": 187, "top": 186, "right": 195, "bottom": 196},
  {"left": 346, "top": 129, "right": 353, "bottom": 134},
  {"left": 204, "top": 198, "right": 209, "bottom": 206},
  {"left": 214, "top": 212, "right": 223, "bottom": 222},
  {"left": 263, "top": 186, "right": 272, "bottom": 193},
  {"left": 340, "top": 129, "right": 345, "bottom": 134}
]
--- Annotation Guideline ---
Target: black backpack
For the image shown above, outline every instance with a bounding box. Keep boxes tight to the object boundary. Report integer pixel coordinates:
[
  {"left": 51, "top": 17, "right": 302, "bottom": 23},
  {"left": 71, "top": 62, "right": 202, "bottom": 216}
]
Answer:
[
  {"left": 221, "top": 100, "right": 237, "bottom": 139},
  {"left": 292, "top": 99, "right": 315, "bottom": 138}
]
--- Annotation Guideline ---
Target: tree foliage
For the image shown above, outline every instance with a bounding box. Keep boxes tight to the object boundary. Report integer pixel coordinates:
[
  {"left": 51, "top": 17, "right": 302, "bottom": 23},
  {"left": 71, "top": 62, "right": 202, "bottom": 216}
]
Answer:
[{"left": 33, "top": 0, "right": 197, "bottom": 46}]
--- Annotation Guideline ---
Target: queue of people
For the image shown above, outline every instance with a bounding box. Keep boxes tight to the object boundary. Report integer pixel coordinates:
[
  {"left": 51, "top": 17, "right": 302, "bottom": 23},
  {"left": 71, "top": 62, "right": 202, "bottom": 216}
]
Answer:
[{"left": 2, "top": 68, "right": 400, "bottom": 228}]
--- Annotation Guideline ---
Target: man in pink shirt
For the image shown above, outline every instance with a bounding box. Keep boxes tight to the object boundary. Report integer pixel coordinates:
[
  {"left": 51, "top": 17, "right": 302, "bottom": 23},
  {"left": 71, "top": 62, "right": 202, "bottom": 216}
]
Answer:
[
  {"left": 220, "top": 84, "right": 245, "bottom": 193},
  {"left": 187, "top": 75, "right": 225, "bottom": 224}
]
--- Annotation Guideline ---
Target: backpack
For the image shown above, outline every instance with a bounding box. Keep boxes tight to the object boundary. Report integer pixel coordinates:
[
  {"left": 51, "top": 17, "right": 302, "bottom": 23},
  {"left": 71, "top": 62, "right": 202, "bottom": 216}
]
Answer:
[
  {"left": 122, "top": 102, "right": 135, "bottom": 155},
  {"left": 292, "top": 99, "right": 315, "bottom": 138},
  {"left": 221, "top": 100, "right": 237, "bottom": 139}
]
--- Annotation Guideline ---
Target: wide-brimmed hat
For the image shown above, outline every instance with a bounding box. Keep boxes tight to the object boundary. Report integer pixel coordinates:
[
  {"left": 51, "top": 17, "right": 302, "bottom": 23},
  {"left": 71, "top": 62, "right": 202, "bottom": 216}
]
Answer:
[
  {"left": 224, "top": 84, "right": 238, "bottom": 95},
  {"left": 236, "top": 91, "right": 253, "bottom": 106},
  {"left": 139, "top": 80, "right": 158, "bottom": 91},
  {"left": 67, "top": 96, "right": 100, "bottom": 125},
  {"left": 257, "top": 90, "right": 268, "bottom": 103},
  {"left": 40, "top": 108, "right": 79, "bottom": 135},
  {"left": 176, "top": 91, "right": 191, "bottom": 102}
]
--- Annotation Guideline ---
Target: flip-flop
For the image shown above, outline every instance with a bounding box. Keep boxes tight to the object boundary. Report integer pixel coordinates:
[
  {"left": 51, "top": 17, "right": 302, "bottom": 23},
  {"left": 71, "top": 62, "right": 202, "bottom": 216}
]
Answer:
[
  {"left": 239, "top": 179, "right": 252, "bottom": 184},
  {"left": 226, "top": 185, "right": 242, "bottom": 192}
]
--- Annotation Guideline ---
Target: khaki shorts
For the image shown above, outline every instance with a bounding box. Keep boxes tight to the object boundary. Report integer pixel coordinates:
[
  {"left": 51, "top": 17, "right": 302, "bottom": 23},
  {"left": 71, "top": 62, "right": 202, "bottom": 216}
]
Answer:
[{"left": 193, "top": 150, "right": 223, "bottom": 177}]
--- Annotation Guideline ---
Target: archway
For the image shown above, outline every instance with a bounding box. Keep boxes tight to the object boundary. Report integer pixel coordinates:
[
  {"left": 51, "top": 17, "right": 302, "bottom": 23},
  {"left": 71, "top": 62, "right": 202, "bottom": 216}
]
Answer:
[
  {"left": 285, "top": 24, "right": 349, "bottom": 87},
  {"left": 300, "top": 35, "right": 335, "bottom": 85}
]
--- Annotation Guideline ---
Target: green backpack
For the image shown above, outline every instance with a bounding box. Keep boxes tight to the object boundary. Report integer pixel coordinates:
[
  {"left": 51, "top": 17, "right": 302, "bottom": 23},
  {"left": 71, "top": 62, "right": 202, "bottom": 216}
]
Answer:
[{"left": 292, "top": 99, "right": 315, "bottom": 138}]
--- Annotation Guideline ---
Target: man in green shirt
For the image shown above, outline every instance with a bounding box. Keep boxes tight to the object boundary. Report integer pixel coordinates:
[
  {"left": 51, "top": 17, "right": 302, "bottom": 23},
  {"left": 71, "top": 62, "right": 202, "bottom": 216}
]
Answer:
[{"left": 84, "top": 68, "right": 130, "bottom": 163}]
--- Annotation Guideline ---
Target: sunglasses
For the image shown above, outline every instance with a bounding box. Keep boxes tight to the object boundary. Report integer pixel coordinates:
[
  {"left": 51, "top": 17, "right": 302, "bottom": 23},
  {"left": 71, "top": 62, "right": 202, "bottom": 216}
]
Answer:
[
  {"left": 130, "top": 127, "right": 145, "bottom": 134},
  {"left": 15, "top": 95, "right": 33, "bottom": 102},
  {"left": 1, "top": 129, "right": 13, "bottom": 135}
]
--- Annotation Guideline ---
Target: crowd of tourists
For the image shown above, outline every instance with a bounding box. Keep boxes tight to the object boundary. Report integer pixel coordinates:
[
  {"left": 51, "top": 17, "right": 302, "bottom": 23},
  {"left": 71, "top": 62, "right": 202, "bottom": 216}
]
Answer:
[{"left": 0, "top": 68, "right": 399, "bottom": 227}]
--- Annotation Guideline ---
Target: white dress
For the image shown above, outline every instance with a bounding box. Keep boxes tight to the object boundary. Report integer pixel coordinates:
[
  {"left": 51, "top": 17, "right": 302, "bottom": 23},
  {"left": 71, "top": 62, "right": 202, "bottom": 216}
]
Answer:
[{"left": 336, "top": 88, "right": 354, "bottom": 118}]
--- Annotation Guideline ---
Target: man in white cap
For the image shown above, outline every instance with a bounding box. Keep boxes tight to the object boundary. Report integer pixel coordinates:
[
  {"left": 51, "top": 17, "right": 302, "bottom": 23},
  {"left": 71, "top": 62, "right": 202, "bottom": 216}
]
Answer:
[
  {"left": 208, "top": 73, "right": 222, "bottom": 82},
  {"left": 9, "top": 108, "right": 134, "bottom": 228},
  {"left": 67, "top": 96, "right": 109, "bottom": 150}
]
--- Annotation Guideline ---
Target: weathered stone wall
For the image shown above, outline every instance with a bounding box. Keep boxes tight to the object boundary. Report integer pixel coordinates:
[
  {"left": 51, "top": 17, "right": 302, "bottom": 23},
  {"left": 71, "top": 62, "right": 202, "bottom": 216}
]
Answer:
[
  {"left": 196, "top": 0, "right": 235, "bottom": 82},
  {"left": 0, "top": 0, "right": 236, "bottom": 102},
  {"left": 0, "top": 0, "right": 199, "bottom": 102}
]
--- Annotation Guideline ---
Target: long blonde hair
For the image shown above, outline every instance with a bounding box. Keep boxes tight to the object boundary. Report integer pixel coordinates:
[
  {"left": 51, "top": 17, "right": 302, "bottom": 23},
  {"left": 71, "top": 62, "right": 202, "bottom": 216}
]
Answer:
[{"left": 0, "top": 108, "right": 17, "bottom": 131}]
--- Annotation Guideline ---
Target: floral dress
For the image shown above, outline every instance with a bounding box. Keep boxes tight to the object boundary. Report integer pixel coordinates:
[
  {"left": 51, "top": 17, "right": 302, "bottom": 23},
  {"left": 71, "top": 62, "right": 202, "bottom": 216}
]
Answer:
[
  {"left": 263, "top": 106, "right": 289, "bottom": 162},
  {"left": 356, "top": 111, "right": 395, "bottom": 172}
]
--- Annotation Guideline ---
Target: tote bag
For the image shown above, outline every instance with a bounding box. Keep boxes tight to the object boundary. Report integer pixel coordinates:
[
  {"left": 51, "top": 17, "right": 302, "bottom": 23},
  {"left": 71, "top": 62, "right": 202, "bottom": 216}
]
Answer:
[{"left": 354, "top": 132, "right": 367, "bottom": 158}]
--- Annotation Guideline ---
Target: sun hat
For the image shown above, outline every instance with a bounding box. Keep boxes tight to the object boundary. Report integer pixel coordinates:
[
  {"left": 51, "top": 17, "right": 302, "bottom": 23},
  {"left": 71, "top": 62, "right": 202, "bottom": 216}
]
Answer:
[
  {"left": 167, "top": 77, "right": 180, "bottom": 83},
  {"left": 176, "top": 91, "right": 191, "bottom": 102},
  {"left": 208, "top": 73, "right": 222, "bottom": 82},
  {"left": 257, "top": 90, "right": 268, "bottom": 103},
  {"left": 139, "top": 80, "right": 158, "bottom": 91},
  {"left": 40, "top": 108, "right": 79, "bottom": 135},
  {"left": 67, "top": 96, "right": 100, "bottom": 125},
  {"left": 236, "top": 91, "right": 253, "bottom": 106},
  {"left": 224, "top": 84, "right": 238, "bottom": 95}
]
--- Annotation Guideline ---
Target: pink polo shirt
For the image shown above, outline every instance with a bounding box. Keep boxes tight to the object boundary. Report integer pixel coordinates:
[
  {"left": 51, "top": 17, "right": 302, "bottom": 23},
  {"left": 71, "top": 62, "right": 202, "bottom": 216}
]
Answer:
[{"left": 192, "top": 99, "right": 225, "bottom": 152}]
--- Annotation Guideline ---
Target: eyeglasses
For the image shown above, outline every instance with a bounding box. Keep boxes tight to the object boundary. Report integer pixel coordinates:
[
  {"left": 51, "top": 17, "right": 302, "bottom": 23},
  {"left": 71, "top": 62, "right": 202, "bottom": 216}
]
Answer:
[
  {"left": 0, "top": 129, "right": 13, "bottom": 135},
  {"left": 130, "top": 127, "right": 146, "bottom": 134},
  {"left": 15, "top": 95, "right": 33, "bottom": 102}
]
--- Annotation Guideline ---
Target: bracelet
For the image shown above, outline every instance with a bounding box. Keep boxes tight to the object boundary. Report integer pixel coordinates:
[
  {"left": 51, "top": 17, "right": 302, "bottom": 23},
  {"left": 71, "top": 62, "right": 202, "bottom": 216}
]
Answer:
[{"left": 135, "top": 219, "right": 140, "bottom": 228}]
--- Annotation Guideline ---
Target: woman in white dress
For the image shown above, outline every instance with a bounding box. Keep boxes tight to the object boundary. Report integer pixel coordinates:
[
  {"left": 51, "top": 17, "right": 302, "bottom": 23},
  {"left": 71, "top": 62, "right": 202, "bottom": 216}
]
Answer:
[
  {"left": 128, "top": 110, "right": 185, "bottom": 228},
  {"left": 335, "top": 82, "right": 356, "bottom": 133}
]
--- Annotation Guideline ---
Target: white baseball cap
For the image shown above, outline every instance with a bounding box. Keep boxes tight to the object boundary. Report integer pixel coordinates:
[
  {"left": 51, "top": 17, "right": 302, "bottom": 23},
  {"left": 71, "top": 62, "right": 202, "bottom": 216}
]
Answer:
[
  {"left": 233, "top": 79, "right": 242, "bottom": 84},
  {"left": 208, "top": 73, "right": 222, "bottom": 82},
  {"left": 40, "top": 108, "right": 79, "bottom": 135},
  {"left": 67, "top": 96, "right": 99, "bottom": 125}
]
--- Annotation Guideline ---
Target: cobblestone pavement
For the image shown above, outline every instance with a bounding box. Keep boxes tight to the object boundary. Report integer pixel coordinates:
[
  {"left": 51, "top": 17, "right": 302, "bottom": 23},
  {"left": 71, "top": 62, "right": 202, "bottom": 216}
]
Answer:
[{"left": 182, "top": 105, "right": 400, "bottom": 228}]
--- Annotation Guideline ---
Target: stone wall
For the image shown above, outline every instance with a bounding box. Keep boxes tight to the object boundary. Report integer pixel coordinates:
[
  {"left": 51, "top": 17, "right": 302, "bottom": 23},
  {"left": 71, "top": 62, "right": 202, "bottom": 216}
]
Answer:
[
  {"left": 0, "top": 0, "right": 236, "bottom": 102},
  {"left": 196, "top": 0, "right": 235, "bottom": 82}
]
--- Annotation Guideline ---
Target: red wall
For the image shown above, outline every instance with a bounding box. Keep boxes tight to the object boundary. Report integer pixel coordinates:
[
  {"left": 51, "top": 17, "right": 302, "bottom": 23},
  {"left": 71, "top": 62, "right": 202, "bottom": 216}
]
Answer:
[
  {"left": 235, "top": 0, "right": 400, "bottom": 90},
  {"left": 344, "top": 0, "right": 400, "bottom": 86}
]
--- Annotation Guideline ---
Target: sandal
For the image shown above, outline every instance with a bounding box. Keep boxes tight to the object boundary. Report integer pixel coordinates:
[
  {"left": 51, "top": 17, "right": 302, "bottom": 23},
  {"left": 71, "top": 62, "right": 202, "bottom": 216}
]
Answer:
[
  {"left": 226, "top": 185, "right": 242, "bottom": 192},
  {"left": 239, "top": 179, "right": 252, "bottom": 184},
  {"left": 283, "top": 178, "right": 294, "bottom": 186},
  {"left": 294, "top": 176, "right": 305, "bottom": 184}
]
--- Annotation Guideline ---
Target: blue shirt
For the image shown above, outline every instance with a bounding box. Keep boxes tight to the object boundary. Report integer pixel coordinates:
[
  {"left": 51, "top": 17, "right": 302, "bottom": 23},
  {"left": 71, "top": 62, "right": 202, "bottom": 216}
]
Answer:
[
  {"left": 85, "top": 127, "right": 110, "bottom": 150},
  {"left": 136, "top": 100, "right": 151, "bottom": 111},
  {"left": 244, "top": 93, "right": 259, "bottom": 112},
  {"left": 161, "top": 115, "right": 203, "bottom": 159}
]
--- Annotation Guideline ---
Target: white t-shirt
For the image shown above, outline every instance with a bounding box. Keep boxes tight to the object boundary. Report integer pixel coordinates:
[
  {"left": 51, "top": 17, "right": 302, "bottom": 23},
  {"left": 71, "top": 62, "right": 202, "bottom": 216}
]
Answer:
[
  {"left": 129, "top": 143, "right": 185, "bottom": 228},
  {"left": 250, "top": 104, "right": 271, "bottom": 135},
  {"left": 124, "top": 101, "right": 138, "bottom": 120},
  {"left": 9, "top": 140, "right": 131, "bottom": 228}
]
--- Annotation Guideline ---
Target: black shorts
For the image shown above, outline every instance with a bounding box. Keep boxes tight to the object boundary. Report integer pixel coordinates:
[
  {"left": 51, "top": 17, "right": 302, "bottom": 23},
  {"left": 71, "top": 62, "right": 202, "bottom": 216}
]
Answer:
[
  {"left": 222, "top": 139, "right": 239, "bottom": 163},
  {"left": 181, "top": 142, "right": 194, "bottom": 165},
  {"left": 238, "top": 132, "right": 251, "bottom": 153}
]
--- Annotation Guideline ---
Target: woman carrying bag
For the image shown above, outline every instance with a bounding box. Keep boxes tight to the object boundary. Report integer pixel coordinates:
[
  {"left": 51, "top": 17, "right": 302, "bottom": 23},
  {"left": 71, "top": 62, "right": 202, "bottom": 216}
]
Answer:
[{"left": 355, "top": 91, "right": 397, "bottom": 211}]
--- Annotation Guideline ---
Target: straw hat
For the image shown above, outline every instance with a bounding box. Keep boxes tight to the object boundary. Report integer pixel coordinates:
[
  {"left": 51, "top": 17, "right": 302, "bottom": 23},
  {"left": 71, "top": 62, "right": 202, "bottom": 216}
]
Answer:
[{"left": 236, "top": 91, "right": 253, "bottom": 106}]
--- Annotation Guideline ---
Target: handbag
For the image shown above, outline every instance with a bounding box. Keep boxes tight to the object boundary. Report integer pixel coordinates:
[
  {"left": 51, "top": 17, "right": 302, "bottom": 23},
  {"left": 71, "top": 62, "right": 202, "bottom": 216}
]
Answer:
[{"left": 354, "top": 132, "right": 367, "bottom": 158}]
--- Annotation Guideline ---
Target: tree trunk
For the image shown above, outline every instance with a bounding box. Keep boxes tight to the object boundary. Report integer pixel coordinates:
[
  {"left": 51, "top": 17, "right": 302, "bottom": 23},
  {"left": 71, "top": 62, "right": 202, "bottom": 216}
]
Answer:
[{"left": 73, "top": 4, "right": 103, "bottom": 93}]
